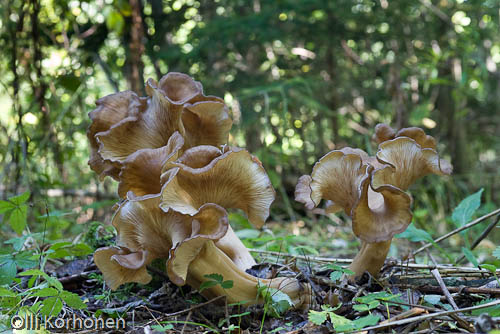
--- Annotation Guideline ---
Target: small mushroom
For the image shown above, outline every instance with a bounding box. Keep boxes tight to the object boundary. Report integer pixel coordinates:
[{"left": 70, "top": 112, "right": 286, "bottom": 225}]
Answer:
[
  {"left": 296, "top": 124, "right": 452, "bottom": 278},
  {"left": 87, "top": 72, "right": 232, "bottom": 180}
]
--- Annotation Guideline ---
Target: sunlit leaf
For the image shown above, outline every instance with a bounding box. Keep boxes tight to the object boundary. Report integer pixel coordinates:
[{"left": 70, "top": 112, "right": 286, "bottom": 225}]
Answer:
[{"left": 451, "top": 189, "right": 483, "bottom": 227}]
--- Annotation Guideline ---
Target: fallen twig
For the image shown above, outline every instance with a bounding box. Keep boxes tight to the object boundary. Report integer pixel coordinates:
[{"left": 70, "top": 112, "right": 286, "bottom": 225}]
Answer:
[
  {"left": 413, "top": 208, "right": 500, "bottom": 255},
  {"left": 431, "top": 269, "right": 458, "bottom": 310},
  {"left": 346, "top": 299, "right": 500, "bottom": 333},
  {"left": 456, "top": 214, "right": 500, "bottom": 264},
  {"left": 394, "top": 284, "right": 500, "bottom": 296}
]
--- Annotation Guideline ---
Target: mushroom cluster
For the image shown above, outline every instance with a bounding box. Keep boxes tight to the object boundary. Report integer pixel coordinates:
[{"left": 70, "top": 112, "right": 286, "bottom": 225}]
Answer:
[
  {"left": 88, "top": 73, "right": 311, "bottom": 308},
  {"left": 295, "top": 124, "right": 452, "bottom": 279}
]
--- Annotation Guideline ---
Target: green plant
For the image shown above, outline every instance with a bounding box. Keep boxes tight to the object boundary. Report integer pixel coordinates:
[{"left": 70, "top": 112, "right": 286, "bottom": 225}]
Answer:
[
  {"left": 199, "top": 274, "right": 234, "bottom": 292},
  {"left": 308, "top": 304, "right": 380, "bottom": 331}
]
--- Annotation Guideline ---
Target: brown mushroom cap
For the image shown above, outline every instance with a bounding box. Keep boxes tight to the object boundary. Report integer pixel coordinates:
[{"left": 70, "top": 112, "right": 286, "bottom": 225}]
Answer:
[
  {"left": 93, "top": 246, "right": 152, "bottom": 290},
  {"left": 87, "top": 91, "right": 145, "bottom": 180},
  {"left": 182, "top": 101, "right": 233, "bottom": 149},
  {"left": 160, "top": 146, "right": 275, "bottom": 228},
  {"left": 118, "top": 132, "right": 184, "bottom": 198},
  {"left": 88, "top": 72, "right": 232, "bottom": 180},
  {"left": 373, "top": 137, "right": 452, "bottom": 191},
  {"left": 295, "top": 150, "right": 370, "bottom": 215},
  {"left": 95, "top": 194, "right": 229, "bottom": 290},
  {"left": 352, "top": 176, "right": 412, "bottom": 243}
]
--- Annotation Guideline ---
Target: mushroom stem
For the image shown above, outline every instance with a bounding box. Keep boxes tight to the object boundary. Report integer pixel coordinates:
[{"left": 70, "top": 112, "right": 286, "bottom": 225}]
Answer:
[
  {"left": 187, "top": 241, "right": 311, "bottom": 309},
  {"left": 348, "top": 240, "right": 392, "bottom": 279},
  {"left": 215, "top": 225, "right": 256, "bottom": 271}
]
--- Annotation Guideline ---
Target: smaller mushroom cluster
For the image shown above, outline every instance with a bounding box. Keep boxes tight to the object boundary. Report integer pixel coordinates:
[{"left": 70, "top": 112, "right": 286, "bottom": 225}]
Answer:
[
  {"left": 295, "top": 124, "right": 452, "bottom": 279},
  {"left": 88, "top": 73, "right": 311, "bottom": 308}
]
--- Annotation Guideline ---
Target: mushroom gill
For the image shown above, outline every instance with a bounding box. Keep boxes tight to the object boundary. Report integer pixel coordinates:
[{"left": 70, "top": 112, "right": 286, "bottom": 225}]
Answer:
[{"left": 295, "top": 124, "right": 452, "bottom": 279}]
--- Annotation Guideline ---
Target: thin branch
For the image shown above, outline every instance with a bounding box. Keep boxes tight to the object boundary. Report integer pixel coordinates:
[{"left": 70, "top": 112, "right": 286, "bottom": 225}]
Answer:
[
  {"left": 347, "top": 299, "right": 500, "bottom": 333},
  {"left": 413, "top": 208, "right": 500, "bottom": 255},
  {"left": 456, "top": 214, "right": 500, "bottom": 264}
]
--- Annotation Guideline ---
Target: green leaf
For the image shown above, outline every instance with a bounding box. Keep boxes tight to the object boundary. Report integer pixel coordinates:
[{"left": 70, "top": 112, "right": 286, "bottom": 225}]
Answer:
[
  {"left": 354, "top": 292, "right": 400, "bottom": 304},
  {"left": 451, "top": 189, "right": 483, "bottom": 227},
  {"left": 329, "top": 313, "right": 353, "bottom": 330},
  {"left": 9, "top": 191, "right": 30, "bottom": 205},
  {"left": 352, "top": 314, "right": 381, "bottom": 329},
  {"left": 423, "top": 295, "right": 442, "bottom": 305},
  {"left": 46, "top": 276, "right": 64, "bottom": 291},
  {"left": 106, "top": 10, "right": 125, "bottom": 34},
  {"left": 15, "top": 252, "right": 38, "bottom": 269},
  {"left": 462, "top": 247, "right": 479, "bottom": 267},
  {"left": 0, "top": 287, "right": 16, "bottom": 297},
  {"left": 151, "top": 324, "right": 174, "bottom": 332},
  {"left": 0, "top": 200, "right": 15, "bottom": 213},
  {"left": 40, "top": 297, "right": 63, "bottom": 317},
  {"left": 395, "top": 223, "right": 433, "bottom": 242},
  {"left": 470, "top": 299, "right": 500, "bottom": 317},
  {"left": 18, "top": 268, "right": 46, "bottom": 277},
  {"left": 493, "top": 246, "right": 500, "bottom": 260},
  {"left": 221, "top": 280, "right": 234, "bottom": 289},
  {"left": 330, "top": 271, "right": 342, "bottom": 281},
  {"left": 204, "top": 273, "right": 223, "bottom": 282},
  {"left": 33, "top": 288, "right": 59, "bottom": 297},
  {"left": 10, "top": 204, "right": 28, "bottom": 234},
  {"left": 257, "top": 282, "right": 293, "bottom": 317},
  {"left": 60, "top": 291, "right": 87, "bottom": 309},
  {"left": 0, "top": 260, "right": 17, "bottom": 285},
  {"left": 480, "top": 264, "right": 497, "bottom": 273},
  {"left": 198, "top": 280, "right": 219, "bottom": 292},
  {"left": 308, "top": 310, "right": 328, "bottom": 325}
]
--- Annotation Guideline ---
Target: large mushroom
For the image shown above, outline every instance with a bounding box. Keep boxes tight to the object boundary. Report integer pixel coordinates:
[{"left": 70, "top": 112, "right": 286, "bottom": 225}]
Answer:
[
  {"left": 295, "top": 124, "right": 452, "bottom": 279},
  {"left": 94, "top": 195, "right": 309, "bottom": 307},
  {"left": 87, "top": 72, "right": 232, "bottom": 180},
  {"left": 93, "top": 139, "right": 311, "bottom": 308}
]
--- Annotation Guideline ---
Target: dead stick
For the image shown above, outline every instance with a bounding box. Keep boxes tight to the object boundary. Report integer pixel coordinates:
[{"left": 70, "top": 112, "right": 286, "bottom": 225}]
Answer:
[
  {"left": 346, "top": 299, "right": 500, "bottom": 333},
  {"left": 431, "top": 269, "right": 458, "bottom": 310},
  {"left": 413, "top": 208, "right": 500, "bottom": 255},
  {"left": 251, "top": 249, "right": 500, "bottom": 274},
  {"left": 456, "top": 214, "right": 500, "bottom": 264},
  {"left": 395, "top": 284, "right": 500, "bottom": 296}
]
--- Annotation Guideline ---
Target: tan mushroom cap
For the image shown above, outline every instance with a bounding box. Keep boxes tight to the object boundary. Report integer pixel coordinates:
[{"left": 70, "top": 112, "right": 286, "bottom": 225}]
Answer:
[
  {"left": 167, "top": 204, "right": 229, "bottom": 286},
  {"left": 93, "top": 246, "right": 152, "bottom": 290},
  {"left": 118, "top": 132, "right": 184, "bottom": 198},
  {"left": 373, "top": 123, "right": 437, "bottom": 150},
  {"left": 160, "top": 146, "right": 275, "bottom": 228},
  {"left": 87, "top": 91, "right": 145, "bottom": 180},
  {"left": 373, "top": 137, "right": 452, "bottom": 191},
  {"left": 294, "top": 150, "right": 370, "bottom": 215},
  {"left": 88, "top": 72, "right": 232, "bottom": 180},
  {"left": 182, "top": 101, "right": 233, "bottom": 149},
  {"left": 373, "top": 123, "right": 396, "bottom": 144},
  {"left": 396, "top": 127, "right": 436, "bottom": 150},
  {"left": 95, "top": 194, "right": 229, "bottom": 290},
  {"left": 351, "top": 176, "right": 412, "bottom": 243}
]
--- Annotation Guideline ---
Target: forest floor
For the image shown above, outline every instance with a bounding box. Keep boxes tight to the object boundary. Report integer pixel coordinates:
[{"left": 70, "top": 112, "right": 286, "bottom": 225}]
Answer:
[{"left": 48, "top": 247, "right": 500, "bottom": 334}]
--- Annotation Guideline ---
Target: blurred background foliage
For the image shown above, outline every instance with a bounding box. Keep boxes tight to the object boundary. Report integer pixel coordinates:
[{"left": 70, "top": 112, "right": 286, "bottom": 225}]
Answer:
[{"left": 0, "top": 0, "right": 499, "bottom": 249}]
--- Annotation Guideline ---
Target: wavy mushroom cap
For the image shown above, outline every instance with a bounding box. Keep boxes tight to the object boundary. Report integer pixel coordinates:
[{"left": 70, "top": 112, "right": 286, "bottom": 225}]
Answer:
[
  {"left": 373, "top": 137, "right": 452, "bottom": 191},
  {"left": 93, "top": 246, "right": 153, "bottom": 290},
  {"left": 87, "top": 91, "right": 146, "bottom": 180},
  {"left": 160, "top": 146, "right": 275, "bottom": 228},
  {"left": 118, "top": 132, "right": 184, "bottom": 198},
  {"left": 87, "top": 72, "right": 232, "bottom": 180},
  {"left": 295, "top": 150, "right": 370, "bottom": 215},
  {"left": 94, "top": 194, "right": 229, "bottom": 290}
]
